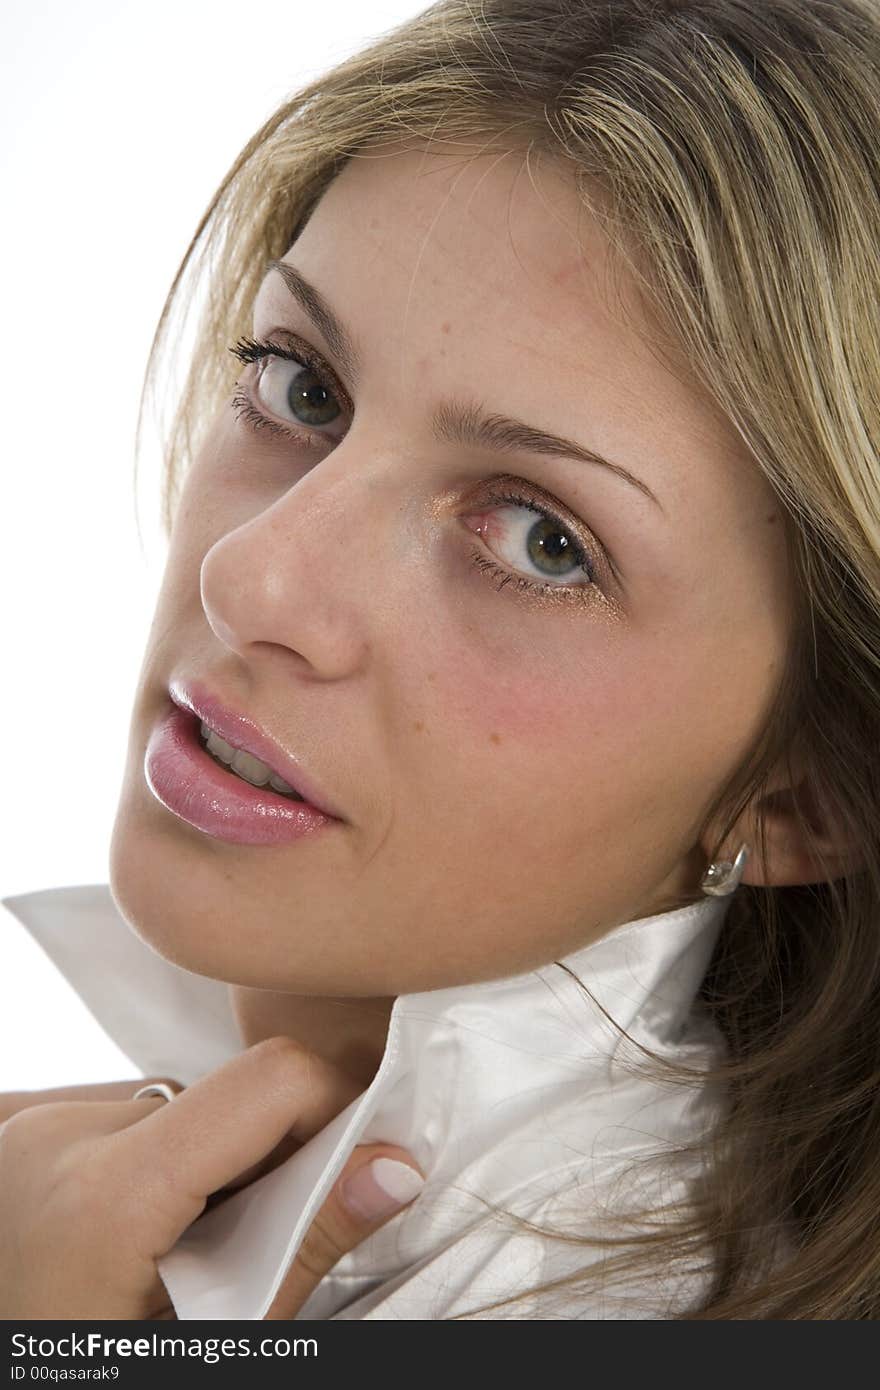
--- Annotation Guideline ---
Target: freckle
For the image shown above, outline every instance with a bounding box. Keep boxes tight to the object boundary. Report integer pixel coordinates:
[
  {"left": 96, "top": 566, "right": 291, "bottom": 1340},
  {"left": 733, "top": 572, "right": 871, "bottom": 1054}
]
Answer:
[
  {"left": 427, "top": 671, "right": 437, "bottom": 682},
  {"left": 489, "top": 732, "right": 501, "bottom": 745},
  {"left": 413, "top": 720, "right": 425, "bottom": 732},
  {"left": 766, "top": 513, "right": 778, "bottom": 525}
]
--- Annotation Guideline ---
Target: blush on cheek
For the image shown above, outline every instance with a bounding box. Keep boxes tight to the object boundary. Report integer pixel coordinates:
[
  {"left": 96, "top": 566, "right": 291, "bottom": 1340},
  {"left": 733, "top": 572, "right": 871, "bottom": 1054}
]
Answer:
[
  {"left": 446, "top": 644, "right": 598, "bottom": 744},
  {"left": 461, "top": 647, "right": 695, "bottom": 802},
  {"left": 452, "top": 614, "right": 645, "bottom": 733}
]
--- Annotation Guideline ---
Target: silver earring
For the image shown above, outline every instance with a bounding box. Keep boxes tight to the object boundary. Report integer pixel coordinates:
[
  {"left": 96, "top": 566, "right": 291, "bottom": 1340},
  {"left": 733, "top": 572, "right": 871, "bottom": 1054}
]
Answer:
[{"left": 700, "top": 843, "right": 750, "bottom": 896}]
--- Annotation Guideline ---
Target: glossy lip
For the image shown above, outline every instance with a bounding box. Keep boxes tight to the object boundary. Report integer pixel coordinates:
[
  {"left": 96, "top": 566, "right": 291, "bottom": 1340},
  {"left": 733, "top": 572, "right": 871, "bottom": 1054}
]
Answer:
[
  {"left": 168, "top": 677, "right": 345, "bottom": 822},
  {"left": 144, "top": 703, "right": 341, "bottom": 846}
]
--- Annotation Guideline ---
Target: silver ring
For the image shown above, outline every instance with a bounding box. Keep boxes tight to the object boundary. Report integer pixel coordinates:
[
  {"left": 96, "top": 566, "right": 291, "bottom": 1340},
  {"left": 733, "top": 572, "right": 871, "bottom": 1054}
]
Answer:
[{"left": 133, "top": 1082, "right": 178, "bottom": 1103}]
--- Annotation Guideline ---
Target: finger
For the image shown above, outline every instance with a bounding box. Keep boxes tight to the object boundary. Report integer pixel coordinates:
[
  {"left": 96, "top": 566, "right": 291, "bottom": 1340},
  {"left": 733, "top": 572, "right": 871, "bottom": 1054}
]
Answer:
[
  {"left": 135, "top": 1080, "right": 260, "bottom": 1195},
  {"left": 208, "top": 1124, "right": 304, "bottom": 1201},
  {"left": 132, "top": 1080, "right": 184, "bottom": 1103},
  {"left": 104, "top": 1037, "right": 363, "bottom": 1241},
  {"left": 264, "top": 1144, "right": 426, "bottom": 1320},
  {"left": 11, "top": 1078, "right": 188, "bottom": 1136},
  {"left": 14, "top": 1077, "right": 187, "bottom": 1139},
  {"left": 0, "top": 1078, "right": 182, "bottom": 1124},
  {"left": 131, "top": 1078, "right": 185, "bottom": 1099}
]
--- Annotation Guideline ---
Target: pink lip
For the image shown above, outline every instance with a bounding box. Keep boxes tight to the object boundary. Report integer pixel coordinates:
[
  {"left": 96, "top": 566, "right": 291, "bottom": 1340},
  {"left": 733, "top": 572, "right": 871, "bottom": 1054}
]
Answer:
[
  {"left": 143, "top": 690, "right": 344, "bottom": 846},
  {"left": 167, "top": 678, "right": 343, "bottom": 821},
  {"left": 145, "top": 703, "right": 341, "bottom": 846}
]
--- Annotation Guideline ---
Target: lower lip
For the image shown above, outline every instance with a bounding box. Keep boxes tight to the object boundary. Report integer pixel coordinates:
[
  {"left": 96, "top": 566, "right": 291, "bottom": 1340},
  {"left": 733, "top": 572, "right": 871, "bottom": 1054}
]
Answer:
[{"left": 144, "top": 703, "right": 341, "bottom": 846}]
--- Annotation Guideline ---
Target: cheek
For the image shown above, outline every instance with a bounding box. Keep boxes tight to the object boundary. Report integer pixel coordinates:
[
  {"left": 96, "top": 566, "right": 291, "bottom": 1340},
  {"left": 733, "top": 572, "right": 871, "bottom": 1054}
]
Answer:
[
  {"left": 385, "top": 619, "right": 686, "bottom": 962},
  {"left": 417, "top": 611, "right": 647, "bottom": 792},
  {"left": 443, "top": 599, "right": 646, "bottom": 733},
  {"left": 420, "top": 610, "right": 717, "bottom": 829}
]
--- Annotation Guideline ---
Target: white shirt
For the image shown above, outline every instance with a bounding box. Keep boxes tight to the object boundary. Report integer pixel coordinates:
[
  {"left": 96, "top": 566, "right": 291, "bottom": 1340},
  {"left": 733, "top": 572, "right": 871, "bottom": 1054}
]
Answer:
[{"left": 1, "top": 883, "right": 733, "bottom": 1320}]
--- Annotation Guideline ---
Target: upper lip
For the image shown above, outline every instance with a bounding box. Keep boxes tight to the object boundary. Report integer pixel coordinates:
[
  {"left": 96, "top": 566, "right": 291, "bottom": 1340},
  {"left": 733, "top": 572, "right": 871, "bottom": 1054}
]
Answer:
[{"left": 168, "top": 678, "right": 344, "bottom": 820}]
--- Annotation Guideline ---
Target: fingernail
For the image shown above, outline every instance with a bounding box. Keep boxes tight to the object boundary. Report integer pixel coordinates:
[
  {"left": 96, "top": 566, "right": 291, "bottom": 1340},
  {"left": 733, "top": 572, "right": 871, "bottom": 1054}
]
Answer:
[{"left": 339, "top": 1157, "right": 425, "bottom": 1221}]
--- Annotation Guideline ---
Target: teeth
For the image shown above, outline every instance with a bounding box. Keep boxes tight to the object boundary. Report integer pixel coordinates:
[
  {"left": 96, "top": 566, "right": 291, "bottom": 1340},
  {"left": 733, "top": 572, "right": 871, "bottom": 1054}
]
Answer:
[
  {"left": 200, "top": 720, "right": 302, "bottom": 799},
  {"left": 204, "top": 728, "right": 236, "bottom": 764},
  {"left": 230, "top": 748, "right": 273, "bottom": 786}
]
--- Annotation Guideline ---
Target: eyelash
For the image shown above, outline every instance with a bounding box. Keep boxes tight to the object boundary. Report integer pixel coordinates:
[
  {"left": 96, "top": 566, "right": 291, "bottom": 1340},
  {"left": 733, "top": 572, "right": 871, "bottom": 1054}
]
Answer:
[{"left": 228, "top": 334, "right": 602, "bottom": 607}]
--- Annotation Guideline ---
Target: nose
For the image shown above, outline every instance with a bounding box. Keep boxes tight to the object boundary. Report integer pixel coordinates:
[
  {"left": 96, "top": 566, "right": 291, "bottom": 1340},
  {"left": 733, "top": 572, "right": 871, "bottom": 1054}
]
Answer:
[{"left": 200, "top": 451, "right": 401, "bottom": 678}]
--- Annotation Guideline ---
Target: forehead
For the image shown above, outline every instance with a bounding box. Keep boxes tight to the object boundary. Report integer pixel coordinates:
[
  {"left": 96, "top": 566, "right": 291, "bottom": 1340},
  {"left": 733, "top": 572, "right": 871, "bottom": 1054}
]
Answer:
[{"left": 265, "top": 141, "right": 650, "bottom": 375}]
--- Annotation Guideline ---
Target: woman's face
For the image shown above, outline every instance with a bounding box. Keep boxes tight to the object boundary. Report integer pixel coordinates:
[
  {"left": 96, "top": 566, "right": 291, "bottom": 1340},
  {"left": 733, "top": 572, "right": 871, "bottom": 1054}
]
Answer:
[{"left": 110, "top": 141, "right": 792, "bottom": 994}]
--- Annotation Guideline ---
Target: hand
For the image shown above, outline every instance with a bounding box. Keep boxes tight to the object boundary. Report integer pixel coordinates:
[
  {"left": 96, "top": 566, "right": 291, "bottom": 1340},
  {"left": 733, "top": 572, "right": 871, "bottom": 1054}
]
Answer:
[{"left": 0, "top": 1038, "right": 424, "bottom": 1320}]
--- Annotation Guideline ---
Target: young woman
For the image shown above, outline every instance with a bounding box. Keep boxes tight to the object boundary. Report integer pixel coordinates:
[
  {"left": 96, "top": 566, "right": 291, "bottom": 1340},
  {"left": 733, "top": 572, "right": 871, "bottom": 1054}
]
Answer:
[{"left": 2, "top": 0, "right": 878, "bottom": 1319}]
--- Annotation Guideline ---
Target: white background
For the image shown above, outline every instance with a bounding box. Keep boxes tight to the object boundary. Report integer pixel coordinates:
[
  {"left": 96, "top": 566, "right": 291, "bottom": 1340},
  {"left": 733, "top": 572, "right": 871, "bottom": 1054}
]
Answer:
[{"left": 0, "top": 0, "right": 430, "bottom": 1091}]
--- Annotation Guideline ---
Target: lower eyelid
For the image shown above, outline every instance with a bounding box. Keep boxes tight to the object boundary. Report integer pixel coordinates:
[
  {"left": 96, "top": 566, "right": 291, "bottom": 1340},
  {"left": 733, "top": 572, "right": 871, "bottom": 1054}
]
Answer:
[
  {"left": 467, "top": 544, "right": 600, "bottom": 607},
  {"left": 230, "top": 387, "right": 325, "bottom": 449}
]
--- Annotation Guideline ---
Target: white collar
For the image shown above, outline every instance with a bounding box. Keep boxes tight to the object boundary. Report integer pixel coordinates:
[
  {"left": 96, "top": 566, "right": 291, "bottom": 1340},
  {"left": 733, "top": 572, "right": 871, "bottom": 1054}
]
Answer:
[{"left": 2, "top": 883, "right": 732, "bottom": 1320}]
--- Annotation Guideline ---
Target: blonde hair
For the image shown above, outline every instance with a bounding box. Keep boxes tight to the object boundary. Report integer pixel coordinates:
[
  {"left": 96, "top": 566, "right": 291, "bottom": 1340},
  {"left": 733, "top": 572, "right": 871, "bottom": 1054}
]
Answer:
[{"left": 138, "top": 0, "right": 880, "bottom": 1317}]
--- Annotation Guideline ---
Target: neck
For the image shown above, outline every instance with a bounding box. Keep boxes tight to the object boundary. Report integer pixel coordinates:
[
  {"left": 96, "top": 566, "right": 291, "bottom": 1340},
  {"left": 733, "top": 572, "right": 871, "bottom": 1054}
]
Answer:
[{"left": 228, "top": 984, "right": 396, "bottom": 1090}]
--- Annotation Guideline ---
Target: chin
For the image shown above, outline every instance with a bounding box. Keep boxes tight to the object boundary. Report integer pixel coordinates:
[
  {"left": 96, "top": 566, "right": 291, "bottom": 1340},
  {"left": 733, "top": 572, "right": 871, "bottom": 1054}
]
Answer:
[
  {"left": 108, "top": 791, "right": 260, "bottom": 985},
  {"left": 107, "top": 787, "right": 363, "bottom": 993}
]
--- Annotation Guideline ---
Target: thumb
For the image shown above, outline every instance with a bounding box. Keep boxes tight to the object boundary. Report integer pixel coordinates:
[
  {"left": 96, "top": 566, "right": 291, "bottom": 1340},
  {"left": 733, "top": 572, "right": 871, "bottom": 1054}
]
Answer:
[{"left": 264, "top": 1144, "right": 425, "bottom": 1320}]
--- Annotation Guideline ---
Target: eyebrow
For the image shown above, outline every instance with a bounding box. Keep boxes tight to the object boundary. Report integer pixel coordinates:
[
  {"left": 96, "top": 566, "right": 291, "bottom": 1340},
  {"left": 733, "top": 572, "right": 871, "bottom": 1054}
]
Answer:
[{"left": 266, "top": 258, "right": 662, "bottom": 511}]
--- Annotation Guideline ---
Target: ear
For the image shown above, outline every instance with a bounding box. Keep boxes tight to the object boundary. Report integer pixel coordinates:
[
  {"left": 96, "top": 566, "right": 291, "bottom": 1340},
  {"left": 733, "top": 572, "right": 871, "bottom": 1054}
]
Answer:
[{"left": 701, "top": 761, "right": 864, "bottom": 889}]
